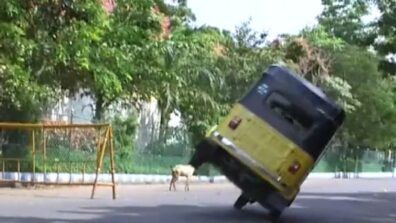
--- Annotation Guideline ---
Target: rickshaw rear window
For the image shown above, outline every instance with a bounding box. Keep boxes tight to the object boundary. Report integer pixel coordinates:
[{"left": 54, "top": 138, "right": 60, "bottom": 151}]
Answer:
[{"left": 265, "top": 92, "right": 314, "bottom": 131}]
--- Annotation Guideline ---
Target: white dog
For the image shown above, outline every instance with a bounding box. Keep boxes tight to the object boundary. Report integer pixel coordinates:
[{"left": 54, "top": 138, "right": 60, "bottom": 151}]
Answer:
[{"left": 169, "top": 164, "right": 195, "bottom": 191}]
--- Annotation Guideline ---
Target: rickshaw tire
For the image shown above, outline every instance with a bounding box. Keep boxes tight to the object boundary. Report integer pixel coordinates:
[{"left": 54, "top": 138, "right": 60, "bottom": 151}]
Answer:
[
  {"left": 268, "top": 209, "right": 282, "bottom": 221},
  {"left": 199, "top": 139, "right": 219, "bottom": 157},
  {"left": 190, "top": 139, "right": 218, "bottom": 168},
  {"left": 233, "top": 194, "right": 250, "bottom": 210}
]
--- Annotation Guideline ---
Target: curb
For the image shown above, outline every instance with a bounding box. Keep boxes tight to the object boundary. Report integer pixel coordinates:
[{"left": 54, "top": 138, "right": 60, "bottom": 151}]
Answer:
[
  {"left": 0, "top": 172, "right": 228, "bottom": 184},
  {"left": 0, "top": 172, "right": 394, "bottom": 185}
]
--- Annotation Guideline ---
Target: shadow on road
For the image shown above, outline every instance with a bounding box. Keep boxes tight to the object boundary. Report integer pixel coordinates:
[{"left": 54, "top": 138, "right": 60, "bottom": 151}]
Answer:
[
  {"left": 0, "top": 205, "right": 273, "bottom": 223},
  {"left": 287, "top": 191, "right": 396, "bottom": 223},
  {"left": 0, "top": 192, "right": 395, "bottom": 223}
]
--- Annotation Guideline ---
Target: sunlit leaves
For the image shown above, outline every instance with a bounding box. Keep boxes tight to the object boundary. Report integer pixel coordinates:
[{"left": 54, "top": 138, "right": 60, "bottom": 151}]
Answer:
[{"left": 322, "top": 75, "right": 361, "bottom": 113}]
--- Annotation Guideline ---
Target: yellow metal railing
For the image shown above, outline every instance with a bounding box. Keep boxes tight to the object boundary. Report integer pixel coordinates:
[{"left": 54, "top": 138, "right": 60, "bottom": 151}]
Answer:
[{"left": 0, "top": 122, "right": 117, "bottom": 199}]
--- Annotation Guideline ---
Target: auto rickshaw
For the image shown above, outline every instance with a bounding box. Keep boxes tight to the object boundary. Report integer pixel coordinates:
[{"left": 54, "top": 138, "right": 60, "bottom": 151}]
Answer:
[{"left": 189, "top": 64, "right": 345, "bottom": 219}]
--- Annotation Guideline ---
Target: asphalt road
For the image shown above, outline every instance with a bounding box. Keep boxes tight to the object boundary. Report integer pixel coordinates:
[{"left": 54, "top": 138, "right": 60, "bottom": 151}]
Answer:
[{"left": 0, "top": 178, "right": 395, "bottom": 223}]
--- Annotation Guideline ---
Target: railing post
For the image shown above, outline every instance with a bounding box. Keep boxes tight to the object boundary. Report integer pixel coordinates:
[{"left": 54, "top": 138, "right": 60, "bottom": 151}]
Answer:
[
  {"left": 43, "top": 128, "right": 47, "bottom": 177},
  {"left": 392, "top": 150, "right": 395, "bottom": 178},
  {"left": 32, "top": 129, "right": 36, "bottom": 184},
  {"left": 2, "top": 159, "right": 5, "bottom": 179},
  {"left": 91, "top": 126, "right": 110, "bottom": 199},
  {"left": 109, "top": 126, "right": 117, "bottom": 200},
  {"left": 17, "top": 160, "right": 21, "bottom": 182}
]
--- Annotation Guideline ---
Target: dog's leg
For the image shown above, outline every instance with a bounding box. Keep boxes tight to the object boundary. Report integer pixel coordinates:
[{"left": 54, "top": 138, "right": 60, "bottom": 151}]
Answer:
[
  {"left": 169, "top": 175, "right": 177, "bottom": 191},
  {"left": 185, "top": 175, "right": 190, "bottom": 191},
  {"left": 169, "top": 177, "right": 174, "bottom": 191},
  {"left": 172, "top": 176, "right": 178, "bottom": 191},
  {"left": 170, "top": 170, "right": 178, "bottom": 191},
  {"left": 173, "top": 179, "right": 177, "bottom": 191}
]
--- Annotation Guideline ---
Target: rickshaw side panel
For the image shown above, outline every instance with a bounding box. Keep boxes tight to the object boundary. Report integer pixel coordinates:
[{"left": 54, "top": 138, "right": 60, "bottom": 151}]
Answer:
[{"left": 209, "top": 103, "right": 314, "bottom": 198}]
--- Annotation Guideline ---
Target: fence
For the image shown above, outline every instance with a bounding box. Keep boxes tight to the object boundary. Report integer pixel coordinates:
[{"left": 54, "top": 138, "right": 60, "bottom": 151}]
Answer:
[
  {"left": 313, "top": 146, "right": 396, "bottom": 176},
  {"left": 121, "top": 125, "right": 396, "bottom": 177},
  {"left": 127, "top": 139, "right": 396, "bottom": 177},
  {"left": 2, "top": 121, "right": 394, "bottom": 190},
  {"left": 0, "top": 122, "right": 116, "bottom": 199},
  {"left": 129, "top": 125, "right": 396, "bottom": 176}
]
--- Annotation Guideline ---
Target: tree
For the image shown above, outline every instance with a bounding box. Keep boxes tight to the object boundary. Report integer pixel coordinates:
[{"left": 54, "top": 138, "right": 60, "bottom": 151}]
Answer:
[
  {"left": 318, "top": 0, "right": 372, "bottom": 45},
  {"left": 171, "top": 21, "right": 280, "bottom": 144},
  {"left": 153, "top": 25, "right": 228, "bottom": 144},
  {"left": 0, "top": 1, "right": 57, "bottom": 161},
  {"left": 89, "top": 0, "right": 164, "bottom": 120},
  {"left": 318, "top": 0, "right": 396, "bottom": 75},
  {"left": 369, "top": 0, "right": 396, "bottom": 75},
  {"left": 217, "top": 20, "right": 279, "bottom": 103},
  {"left": 276, "top": 26, "right": 361, "bottom": 114},
  {"left": 278, "top": 25, "right": 396, "bottom": 172},
  {"left": 5, "top": 0, "right": 120, "bottom": 121},
  {"left": 20, "top": 0, "right": 170, "bottom": 121},
  {"left": 331, "top": 45, "right": 396, "bottom": 149},
  {"left": 0, "top": 0, "right": 57, "bottom": 122}
]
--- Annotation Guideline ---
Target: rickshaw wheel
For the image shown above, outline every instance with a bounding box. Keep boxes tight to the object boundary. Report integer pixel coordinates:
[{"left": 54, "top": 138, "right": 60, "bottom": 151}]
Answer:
[
  {"left": 268, "top": 209, "right": 282, "bottom": 220},
  {"left": 233, "top": 194, "right": 250, "bottom": 210},
  {"left": 189, "top": 139, "right": 218, "bottom": 169}
]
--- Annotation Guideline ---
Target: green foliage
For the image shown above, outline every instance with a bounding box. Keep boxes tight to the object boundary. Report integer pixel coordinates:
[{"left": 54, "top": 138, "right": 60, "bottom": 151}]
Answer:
[
  {"left": 111, "top": 113, "right": 138, "bottom": 161},
  {"left": 147, "top": 24, "right": 228, "bottom": 142},
  {"left": 331, "top": 45, "right": 396, "bottom": 148},
  {"left": 144, "top": 125, "right": 192, "bottom": 159},
  {"left": 0, "top": 62, "right": 52, "bottom": 120},
  {"left": 174, "top": 20, "right": 281, "bottom": 144},
  {"left": 318, "top": 0, "right": 396, "bottom": 75},
  {"left": 300, "top": 25, "right": 346, "bottom": 50},
  {"left": 277, "top": 27, "right": 361, "bottom": 114},
  {"left": 0, "top": 1, "right": 56, "bottom": 161},
  {"left": 0, "top": 0, "right": 55, "bottom": 120},
  {"left": 370, "top": 0, "right": 396, "bottom": 75},
  {"left": 318, "top": 0, "right": 372, "bottom": 45},
  {"left": 219, "top": 20, "right": 281, "bottom": 102}
]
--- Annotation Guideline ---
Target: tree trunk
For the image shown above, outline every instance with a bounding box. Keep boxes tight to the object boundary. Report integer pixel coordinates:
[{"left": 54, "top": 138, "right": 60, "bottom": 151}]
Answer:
[{"left": 94, "top": 94, "right": 104, "bottom": 122}]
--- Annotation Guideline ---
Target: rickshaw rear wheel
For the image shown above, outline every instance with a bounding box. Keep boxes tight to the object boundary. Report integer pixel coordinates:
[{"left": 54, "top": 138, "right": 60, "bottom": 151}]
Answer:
[
  {"left": 189, "top": 139, "right": 218, "bottom": 169},
  {"left": 268, "top": 209, "right": 282, "bottom": 220},
  {"left": 233, "top": 194, "right": 250, "bottom": 210}
]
